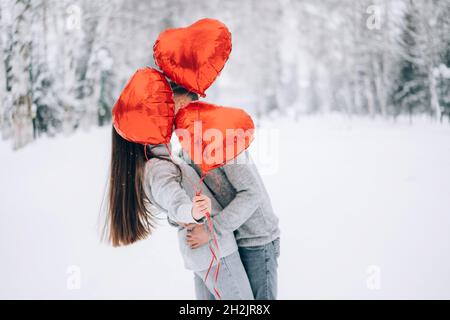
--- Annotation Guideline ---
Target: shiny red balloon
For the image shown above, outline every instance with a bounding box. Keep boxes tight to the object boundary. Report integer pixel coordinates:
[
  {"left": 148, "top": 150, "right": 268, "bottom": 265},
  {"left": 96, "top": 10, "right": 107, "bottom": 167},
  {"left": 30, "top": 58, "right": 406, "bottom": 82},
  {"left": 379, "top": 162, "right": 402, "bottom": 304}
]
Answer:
[
  {"left": 112, "top": 67, "right": 174, "bottom": 145},
  {"left": 153, "top": 18, "right": 232, "bottom": 97},
  {"left": 175, "top": 101, "right": 255, "bottom": 173}
]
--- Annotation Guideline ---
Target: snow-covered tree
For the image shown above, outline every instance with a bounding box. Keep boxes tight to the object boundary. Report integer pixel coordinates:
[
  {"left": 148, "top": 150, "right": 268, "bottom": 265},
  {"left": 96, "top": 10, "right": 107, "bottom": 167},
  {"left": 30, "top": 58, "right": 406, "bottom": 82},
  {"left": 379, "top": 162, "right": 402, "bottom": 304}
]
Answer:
[
  {"left": 1, "top": 0, "right": 450, "bottom": 149},
  {"left": 29, "top": 0, "right": 61, "bottom": 137},
  {"left": 0, "top": 4, "right": 6, "bottom": 136},
  {"left": 8, "top": 0, "right": 34, "bottom": 149},
  {"left": 392, "top": 0, "right": 431, "bottom": 120}
]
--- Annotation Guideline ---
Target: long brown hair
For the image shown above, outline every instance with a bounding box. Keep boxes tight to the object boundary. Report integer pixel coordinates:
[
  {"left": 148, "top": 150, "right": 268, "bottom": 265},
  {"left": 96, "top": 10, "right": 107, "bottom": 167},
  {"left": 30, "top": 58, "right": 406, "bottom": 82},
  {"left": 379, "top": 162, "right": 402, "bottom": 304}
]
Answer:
[{"left": 106, "top": 127, "right": 154, "bottom": 246}]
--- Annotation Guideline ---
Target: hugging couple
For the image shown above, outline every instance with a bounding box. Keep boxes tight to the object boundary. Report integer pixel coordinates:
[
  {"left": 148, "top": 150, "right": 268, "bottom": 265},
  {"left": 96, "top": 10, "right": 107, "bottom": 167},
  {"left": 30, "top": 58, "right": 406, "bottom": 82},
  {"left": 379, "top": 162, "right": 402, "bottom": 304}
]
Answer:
[{"left": 105, "top": 19, "right": 280, "bottom": 300}]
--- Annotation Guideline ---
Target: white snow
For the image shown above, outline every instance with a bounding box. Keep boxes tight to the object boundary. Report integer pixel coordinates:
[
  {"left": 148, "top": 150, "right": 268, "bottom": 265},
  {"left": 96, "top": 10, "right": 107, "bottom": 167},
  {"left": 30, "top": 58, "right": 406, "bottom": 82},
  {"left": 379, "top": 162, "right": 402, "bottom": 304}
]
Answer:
[{"left": 1, "top": 116, "right": 450, "bottom": 299}]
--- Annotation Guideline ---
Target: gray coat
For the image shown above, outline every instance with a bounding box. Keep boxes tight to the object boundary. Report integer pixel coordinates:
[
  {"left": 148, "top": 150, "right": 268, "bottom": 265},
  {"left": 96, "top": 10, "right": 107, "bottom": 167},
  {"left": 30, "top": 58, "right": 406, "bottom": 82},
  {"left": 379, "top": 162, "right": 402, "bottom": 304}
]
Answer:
[
  {"left": 143, "top": 145, "right": 238, "bottom": 271},
  {"left": 186, "top": 150, "right": 280, "bottom": 247}
]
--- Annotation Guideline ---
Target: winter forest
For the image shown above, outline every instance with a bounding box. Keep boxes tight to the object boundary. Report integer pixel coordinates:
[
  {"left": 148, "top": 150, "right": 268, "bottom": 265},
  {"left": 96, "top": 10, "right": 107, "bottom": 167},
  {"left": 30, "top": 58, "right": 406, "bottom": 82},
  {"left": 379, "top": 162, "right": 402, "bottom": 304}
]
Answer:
[
  {"left": 0, "top": 0, "right": 450, "bottom": 150},
  {"left": 2, "top": 0, "right": 450, "bottom": 299}
]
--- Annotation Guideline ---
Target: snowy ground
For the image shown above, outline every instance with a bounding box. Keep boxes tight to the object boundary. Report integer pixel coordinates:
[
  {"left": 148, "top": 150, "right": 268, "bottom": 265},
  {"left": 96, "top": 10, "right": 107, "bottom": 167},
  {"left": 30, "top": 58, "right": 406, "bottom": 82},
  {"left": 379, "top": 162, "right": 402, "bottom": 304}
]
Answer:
[{"left": 1, "top": 115, "right": 450, "bottom": 299}]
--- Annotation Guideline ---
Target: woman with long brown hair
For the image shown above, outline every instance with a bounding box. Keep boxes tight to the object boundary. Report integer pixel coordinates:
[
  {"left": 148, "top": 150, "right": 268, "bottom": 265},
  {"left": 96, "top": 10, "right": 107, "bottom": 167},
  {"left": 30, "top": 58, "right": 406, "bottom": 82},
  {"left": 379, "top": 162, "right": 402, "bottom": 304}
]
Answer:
[{"left": 104, "top": 70, "right": 253, "bottom": 299}]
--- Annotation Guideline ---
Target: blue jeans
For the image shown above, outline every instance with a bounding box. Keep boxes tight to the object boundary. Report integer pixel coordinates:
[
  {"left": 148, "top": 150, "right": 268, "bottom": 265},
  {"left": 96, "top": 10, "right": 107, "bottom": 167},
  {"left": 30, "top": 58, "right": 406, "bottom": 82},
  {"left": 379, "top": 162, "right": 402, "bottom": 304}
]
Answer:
[
  {"left": 238, "top": 238, "right": 280, "bottom": 300},
  {"left": 194, "top": 250, "right": 254, "bottom": 300}
]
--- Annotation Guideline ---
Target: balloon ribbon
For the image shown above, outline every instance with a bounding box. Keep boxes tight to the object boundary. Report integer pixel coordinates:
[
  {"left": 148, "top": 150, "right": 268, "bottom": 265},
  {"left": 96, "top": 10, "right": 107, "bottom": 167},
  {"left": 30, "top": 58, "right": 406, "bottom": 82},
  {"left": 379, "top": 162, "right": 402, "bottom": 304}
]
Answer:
[{"left": 163, "top": 143, "right": 222, "bottom": 300}]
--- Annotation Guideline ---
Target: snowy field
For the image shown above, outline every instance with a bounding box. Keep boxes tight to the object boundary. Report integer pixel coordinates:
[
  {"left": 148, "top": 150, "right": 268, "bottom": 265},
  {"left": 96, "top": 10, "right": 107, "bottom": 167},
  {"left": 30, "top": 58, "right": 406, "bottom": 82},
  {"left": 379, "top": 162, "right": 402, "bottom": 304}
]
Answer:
[{"left": 1, "top": 115, "right": 450, "bottom": 299}]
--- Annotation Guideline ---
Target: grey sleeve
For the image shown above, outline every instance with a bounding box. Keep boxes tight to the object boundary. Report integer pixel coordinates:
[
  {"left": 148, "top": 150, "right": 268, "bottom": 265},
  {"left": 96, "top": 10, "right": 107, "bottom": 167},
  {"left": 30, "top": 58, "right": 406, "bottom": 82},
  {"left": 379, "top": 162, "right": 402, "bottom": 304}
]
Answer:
[
  {"left": 148, "top": 160, "right": 197, "bottom": 224},
  {"left": 167, "top": 217, "right": 181, "bottom": 229},
  {"left": 211, "top": 154, "right": 262, "bottom": 235}
]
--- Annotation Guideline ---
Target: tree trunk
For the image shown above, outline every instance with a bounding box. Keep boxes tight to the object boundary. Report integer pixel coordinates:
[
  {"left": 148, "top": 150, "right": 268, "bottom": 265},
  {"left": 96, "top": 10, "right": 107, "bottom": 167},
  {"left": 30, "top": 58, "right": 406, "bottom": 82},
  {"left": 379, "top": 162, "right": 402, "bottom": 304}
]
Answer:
[
  {"left": 364, "top": 75, "right": 376, "bottom": 117},
  {"left": 428, "top": 69, "right": 441, "bottom": 120},
  {"left": 373, "top": 58, "right": 387, "bottom": 117}
]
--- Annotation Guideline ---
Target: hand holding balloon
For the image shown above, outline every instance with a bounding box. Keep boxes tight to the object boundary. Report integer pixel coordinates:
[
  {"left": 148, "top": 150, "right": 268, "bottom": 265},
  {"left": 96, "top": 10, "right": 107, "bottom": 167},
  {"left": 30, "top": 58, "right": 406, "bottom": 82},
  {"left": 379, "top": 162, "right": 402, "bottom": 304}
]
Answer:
[{"left": 191, "top": 194, "right": 212, "bottom": 221}]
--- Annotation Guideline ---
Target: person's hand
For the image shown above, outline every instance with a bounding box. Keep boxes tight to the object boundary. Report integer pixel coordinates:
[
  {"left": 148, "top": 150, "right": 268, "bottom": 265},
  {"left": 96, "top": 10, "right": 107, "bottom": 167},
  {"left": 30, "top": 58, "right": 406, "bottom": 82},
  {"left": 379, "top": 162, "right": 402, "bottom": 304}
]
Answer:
[
  {"left": 186, "top": 223, "right": 210, "bottom": 249},
  {"left": 191, "top": 194, "right": 211, "bottom": 221}
]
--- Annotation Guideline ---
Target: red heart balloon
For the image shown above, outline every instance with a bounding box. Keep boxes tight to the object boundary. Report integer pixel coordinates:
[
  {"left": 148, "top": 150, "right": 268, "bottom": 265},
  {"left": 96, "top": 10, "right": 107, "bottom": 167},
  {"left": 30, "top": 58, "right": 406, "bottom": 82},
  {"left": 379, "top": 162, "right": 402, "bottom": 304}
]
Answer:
[
  {"left": 112, "top": 67, "right": 174, "bottom": 145},
  {"left": 153, "top": 18, "right": 232, "bottom": 97},
  {"left": 174, "top": 101, "right": 255, "bottom": 173}
]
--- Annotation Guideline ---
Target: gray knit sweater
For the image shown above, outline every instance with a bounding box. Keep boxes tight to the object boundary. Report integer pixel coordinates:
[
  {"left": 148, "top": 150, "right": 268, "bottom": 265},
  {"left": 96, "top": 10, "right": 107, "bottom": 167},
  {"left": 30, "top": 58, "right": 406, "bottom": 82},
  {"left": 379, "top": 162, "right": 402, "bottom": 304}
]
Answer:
[{"left": 186, "top": 150, "right": 280, "bottom": 247}]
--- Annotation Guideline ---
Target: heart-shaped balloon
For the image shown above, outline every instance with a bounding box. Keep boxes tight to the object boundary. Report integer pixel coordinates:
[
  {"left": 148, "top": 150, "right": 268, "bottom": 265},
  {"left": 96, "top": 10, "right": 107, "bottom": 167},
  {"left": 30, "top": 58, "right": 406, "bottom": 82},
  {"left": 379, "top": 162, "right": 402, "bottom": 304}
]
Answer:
[
  {"left": 112, "top": 67, "right": 174, "bottom": 145},
  {"left": 175, "top": 101, "right": 254, "bottom": 173},
  {"left": 153, "top": 18, "right": 232, "bottom": 97}
]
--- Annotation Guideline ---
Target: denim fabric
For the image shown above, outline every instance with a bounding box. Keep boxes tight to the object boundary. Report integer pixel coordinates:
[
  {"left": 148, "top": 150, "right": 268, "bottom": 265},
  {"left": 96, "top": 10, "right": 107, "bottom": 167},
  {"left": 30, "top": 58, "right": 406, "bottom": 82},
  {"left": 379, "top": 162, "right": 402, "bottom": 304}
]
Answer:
[
  {"left": 194, "top": 251, "right": 254, "bottom": 300},
  {"left": 238, "top": 238, "right": 280, "bottom": 300}
]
